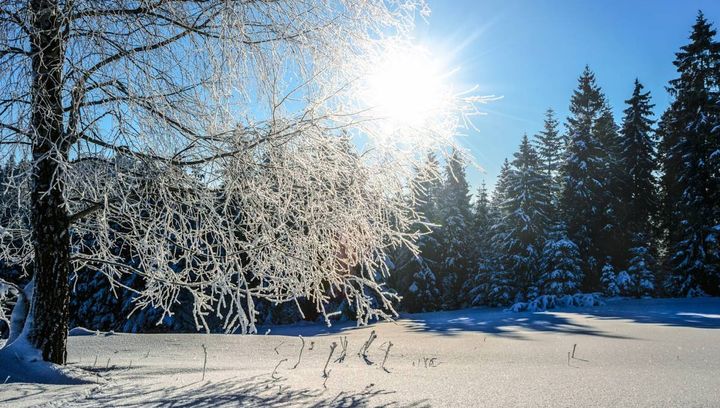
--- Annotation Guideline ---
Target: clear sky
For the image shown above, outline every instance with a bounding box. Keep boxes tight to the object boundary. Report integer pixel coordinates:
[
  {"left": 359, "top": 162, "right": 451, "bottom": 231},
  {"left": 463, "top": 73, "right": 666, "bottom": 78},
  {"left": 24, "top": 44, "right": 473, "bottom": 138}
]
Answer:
[{"left": 412, "top": 0, "right": 720, "bottom": 194}]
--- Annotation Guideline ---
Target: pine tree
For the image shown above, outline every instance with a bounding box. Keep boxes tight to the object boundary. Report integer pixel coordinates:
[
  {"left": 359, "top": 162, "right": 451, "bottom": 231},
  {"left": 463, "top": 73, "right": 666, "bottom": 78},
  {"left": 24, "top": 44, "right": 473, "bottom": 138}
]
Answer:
[
  {"left": 619, "top": 79, "right": 658, "bottom": 296},
  {"left": 492, "top": 159, "right": 512, "bottom": 208},
  {"left": 539, "top": 223, "right": 583, "bottom": 296},
  {"left": 594, "top": 104, "right": 627, "bottom": 268},
  {"left": 625, "top": 240, "right": 656, "bottom": 297},
  {"left": 600, "top": 258, "right": 620, "bottom": 297},
  {"left": 436, "top": 149, "right": 473, "bottom": 308},
  {"left": 486, "top": 160, "right": 515, "bottom": 306},
  {"left": 660, "top": 12, "right": 720, "bottom": 296},
  {"left": 468, "top": 182, "right": 496, "bottom": 305},
  {"left": 533, "top": 108, "right": 564, "bottom": 216},
  {"left": 391, "top": 153, "right": 443, "bottom": 312},
  {"left": 561, "top": 66, "right": 612, "bottom": 291},
  {"left": 495, "top": 136, "right": 550, "bottom": 301}
]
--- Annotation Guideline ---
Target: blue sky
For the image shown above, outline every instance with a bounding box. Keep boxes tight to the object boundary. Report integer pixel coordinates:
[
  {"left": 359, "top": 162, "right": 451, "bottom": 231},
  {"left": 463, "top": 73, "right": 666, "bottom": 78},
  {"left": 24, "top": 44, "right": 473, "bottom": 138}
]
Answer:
[{"left": 413, "top": 0, "right": 720, "bottom": 193}]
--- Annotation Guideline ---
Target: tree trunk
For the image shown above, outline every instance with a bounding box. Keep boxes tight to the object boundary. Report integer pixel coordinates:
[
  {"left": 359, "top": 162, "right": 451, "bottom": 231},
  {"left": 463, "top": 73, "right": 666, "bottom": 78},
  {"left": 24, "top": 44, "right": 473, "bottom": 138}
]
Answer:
[{"left": 26, "top": 0, "right": 70, "bottom": 365}]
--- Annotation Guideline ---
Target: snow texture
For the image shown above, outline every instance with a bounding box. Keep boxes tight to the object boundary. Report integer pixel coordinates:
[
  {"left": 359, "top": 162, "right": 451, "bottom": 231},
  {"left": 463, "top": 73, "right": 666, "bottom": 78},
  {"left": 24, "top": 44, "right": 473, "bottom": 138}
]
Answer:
[{"left": 1, "top": 297, "right": 719, "bottom": 407}]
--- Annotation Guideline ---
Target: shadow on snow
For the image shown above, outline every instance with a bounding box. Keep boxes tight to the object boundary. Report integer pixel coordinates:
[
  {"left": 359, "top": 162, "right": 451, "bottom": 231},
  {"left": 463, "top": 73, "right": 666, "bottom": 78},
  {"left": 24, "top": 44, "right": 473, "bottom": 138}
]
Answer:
[
  {"left": 397, "top": 297, "right": 720, "bottom": 339},
  {"left": 1, "top": 375, "right": 430, "bottom": 408}
]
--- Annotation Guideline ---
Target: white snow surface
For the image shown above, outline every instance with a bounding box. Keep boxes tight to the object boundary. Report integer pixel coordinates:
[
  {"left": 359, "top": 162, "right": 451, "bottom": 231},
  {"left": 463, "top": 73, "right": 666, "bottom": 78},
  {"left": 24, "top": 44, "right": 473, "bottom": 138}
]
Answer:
[{"left": 1, "top": 297, "right": 720, "bottom": 407}]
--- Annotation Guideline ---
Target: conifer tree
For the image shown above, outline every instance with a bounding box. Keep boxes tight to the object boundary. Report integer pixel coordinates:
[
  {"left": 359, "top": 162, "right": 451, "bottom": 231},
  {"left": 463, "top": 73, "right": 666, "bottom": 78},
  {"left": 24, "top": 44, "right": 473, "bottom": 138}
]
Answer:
[
  {"left": 561, "top": 66, "right": 612, "bottom": 291},
  {"left": 533, "top": 108, "right": 565, "bottom": 214},
  {"left": 486, "top": 160, "right": 515, "bottom": 306},
  {"left": 436, "top": 149, "right": 473, "bottom": 308},
  {"left": 600, "top": 258, "right": 621, "bottom": 297},
  {"left": 539, "top": 223, "right": 583, "bottom": 296},
  {"left": 660, "top": 12, "right": 720, "bottom": 296},
  {"left": 594, "top": 105, "right": 627, "bottom": 268},
  {"left": 495, "top": 136, "right": 550, "bottom": 301},
  {"left": 492, "top": 159, "right": 512, "bottom": 209},
  {"left": 392, "top": 153, "right": 443, "bottom": 312},
  {"left": 468, "top": 182, "right": 496, "bottom": 305},
  {"left": 619, "top": 79, "right": 658, "bottom": 296}
]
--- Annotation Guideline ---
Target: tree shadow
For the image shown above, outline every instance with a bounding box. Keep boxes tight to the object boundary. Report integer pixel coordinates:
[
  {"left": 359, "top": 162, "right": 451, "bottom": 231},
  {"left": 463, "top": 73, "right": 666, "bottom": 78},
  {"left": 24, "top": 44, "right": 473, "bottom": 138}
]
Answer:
[
  {"left": 74, "top": 375, "right": 429, "bottom": 407},
  {"left": 396, "top": 308, "right": 630, "bottom": 340},
  {"left": 576, "top": 297, "right": 720, "bottom": 330},
  {"left": 396, "top": 297, "right": 720, "bottom": 339}
]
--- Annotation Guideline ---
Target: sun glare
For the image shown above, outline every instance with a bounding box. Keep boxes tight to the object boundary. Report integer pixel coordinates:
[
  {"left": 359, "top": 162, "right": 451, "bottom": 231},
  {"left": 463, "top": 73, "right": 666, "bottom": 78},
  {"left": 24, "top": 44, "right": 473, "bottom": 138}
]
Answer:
[{"left": 366, "top": 47, "right": 450, "bottom": 130}]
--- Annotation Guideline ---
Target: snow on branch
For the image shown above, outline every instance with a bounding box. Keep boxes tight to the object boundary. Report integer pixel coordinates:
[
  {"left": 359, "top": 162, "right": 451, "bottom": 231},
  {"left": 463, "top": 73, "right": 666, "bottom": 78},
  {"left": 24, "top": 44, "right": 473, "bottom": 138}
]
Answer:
[
  {"left": 0, "top": 278, "right": 19, "bottom": 329},
  {"left": 0, "top": 0, "right": 480, "bottom": 335},
  {"left": 508, "top": 293, "right": 604, "bottom": 313}
]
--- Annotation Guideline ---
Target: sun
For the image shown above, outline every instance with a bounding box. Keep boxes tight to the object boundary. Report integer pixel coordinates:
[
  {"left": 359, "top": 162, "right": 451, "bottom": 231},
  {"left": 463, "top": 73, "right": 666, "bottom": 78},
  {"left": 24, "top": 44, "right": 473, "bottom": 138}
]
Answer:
[{"left": 365, "top": 47, "right": 450, "bottom": 130}]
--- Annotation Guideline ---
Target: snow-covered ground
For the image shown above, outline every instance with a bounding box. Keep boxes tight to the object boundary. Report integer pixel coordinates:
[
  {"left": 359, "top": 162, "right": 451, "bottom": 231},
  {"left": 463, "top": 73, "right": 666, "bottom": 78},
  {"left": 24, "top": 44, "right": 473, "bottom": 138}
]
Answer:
[{"left": 2, "top": 297, "right": 719, "bottom": 407}]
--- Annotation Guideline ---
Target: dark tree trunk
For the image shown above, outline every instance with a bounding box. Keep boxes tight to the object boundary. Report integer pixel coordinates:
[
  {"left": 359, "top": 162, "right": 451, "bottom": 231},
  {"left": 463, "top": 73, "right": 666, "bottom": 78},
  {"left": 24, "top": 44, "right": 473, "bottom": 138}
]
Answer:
[{"left": 26, "top": 0, "right": 70, "bottom": 365}]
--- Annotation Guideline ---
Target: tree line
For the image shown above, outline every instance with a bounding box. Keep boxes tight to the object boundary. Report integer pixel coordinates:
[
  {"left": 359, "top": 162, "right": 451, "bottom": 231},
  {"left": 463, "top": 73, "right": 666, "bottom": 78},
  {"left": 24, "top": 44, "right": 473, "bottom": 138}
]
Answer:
[
  {"left": 1, "top": 11, "right": 717, "bottom": 337},
  {"left": 389, "top": 12, "right": 720, "bottom": 312}
]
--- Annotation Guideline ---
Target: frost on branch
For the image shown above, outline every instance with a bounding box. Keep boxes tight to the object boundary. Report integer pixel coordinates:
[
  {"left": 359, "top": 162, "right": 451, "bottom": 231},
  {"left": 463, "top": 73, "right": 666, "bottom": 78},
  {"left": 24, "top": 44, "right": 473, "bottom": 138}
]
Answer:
[
  {"left": 0, "top": 0, "right": 479, "bottom": 339},
  {"left": 0, "top": 279, "right": 18, "bottom": 334},
  {"left": 67, "top": 129, "right": 425, "bottom": 333}
]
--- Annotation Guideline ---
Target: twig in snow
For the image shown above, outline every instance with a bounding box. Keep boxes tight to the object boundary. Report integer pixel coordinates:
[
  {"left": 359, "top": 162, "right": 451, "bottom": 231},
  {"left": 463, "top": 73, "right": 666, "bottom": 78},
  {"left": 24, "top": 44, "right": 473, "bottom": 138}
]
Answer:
[
  {"left": 567, "top": 352, "right": 571, "bottom": 366},
  {"left": 309, "top": 341, "right": 315, "bottom": 351},
  {"left": 357, "top": 330, "right": 377, "bottom": 365},
  {"left": 334, "top": 336, "right": 348, "bottom": 363},
  {"left": 201, "top": 344, "right": 208, "bottom": 381},
  {"left": 144, "top": 349, "right": 150, "bottom": 359},
  {"left": 380, "top": 342, "right": 393, "bottom": 373},
  {"left": 93, "top": 355, "right": 98, "bottom": 368},
  {"left": 272, "top": 358, "right": 288, "bottom": 380},
  {"left": 274, "top": 341, "right": 285, "bottom": 355},
  {"left": 417, "top": 356, "right": 441, "bottom": 368},
  {"left": 106, "top": 358, "right": 111, "bottom": 369},
  {"left": 322, "top": 342, "right": 338, "bottom": 388},
  {"left": 572, "top": 344, "right": 577, "bottom": 359},
  {"left": 292, "top": 336, "right": 305, "bottom": 369}
]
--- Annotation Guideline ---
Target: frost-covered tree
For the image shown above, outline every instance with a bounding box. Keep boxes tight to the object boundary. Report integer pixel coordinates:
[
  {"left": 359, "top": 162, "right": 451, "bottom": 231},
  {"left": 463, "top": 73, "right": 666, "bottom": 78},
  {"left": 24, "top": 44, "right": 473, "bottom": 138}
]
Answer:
[
  {"left": 625, "top": 241, "right": 656, "bottom": 297},
  {"left": 619, "top": 80, "right": 658, "bottom": 296},
  {"left": 485, "top": 160, "right": 515, "bottom": 306},
  {"left": 390, "top": 153, "right": 443, "bottom": 313},
  {"left": 0, "top": 0, "right": 473, "bottom": 365},
  {"left": 659, "top": 12, "right": 720, "bottom": 296},
  {"left": 600, "top": 259, "right": 620, "bottom": 297},
  {"left": 467, "top": 182, "right": 495, "bottom": 305},
  {"left": 594, "top": 105, "right": 626, "bottom": 268},
  {"left": 436, "top": 149, "right": 473, "bottom": 308},
  {"left": 561, "top": 67, "right": 611, "bottom": 291},
  {"left": 533, "top": 108, "right": 564, "bottom": 215},
  {"left": 620, "top": 80, "right": 657, "bottom": 235},
  {"left": 495, "top": 135, "right": 550, "bottom": 302},
  {"left": 539, "top": 223, "right": 583, "bottom": 296}
]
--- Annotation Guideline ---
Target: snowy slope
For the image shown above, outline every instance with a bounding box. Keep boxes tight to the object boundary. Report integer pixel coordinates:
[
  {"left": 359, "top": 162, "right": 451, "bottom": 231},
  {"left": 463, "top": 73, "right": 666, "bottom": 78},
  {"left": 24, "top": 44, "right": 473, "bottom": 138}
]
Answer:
[{"left": 1, "top": 297, "right": 719, "bottom": 407}]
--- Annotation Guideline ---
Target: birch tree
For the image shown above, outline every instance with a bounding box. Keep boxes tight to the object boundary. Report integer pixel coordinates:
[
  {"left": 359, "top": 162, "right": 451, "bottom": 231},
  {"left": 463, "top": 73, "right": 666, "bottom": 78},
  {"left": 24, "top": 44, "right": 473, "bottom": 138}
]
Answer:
[{"left": 0, "top": 0, "right": 470, "bottom": 364}]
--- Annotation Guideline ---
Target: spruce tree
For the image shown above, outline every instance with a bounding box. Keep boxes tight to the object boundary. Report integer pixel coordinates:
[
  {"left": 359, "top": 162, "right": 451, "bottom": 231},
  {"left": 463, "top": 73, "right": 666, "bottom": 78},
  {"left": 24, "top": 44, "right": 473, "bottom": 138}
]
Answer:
[
  {"left": 561, "top": 66, "right": 612, "bottom": 291},
  {"left": 539, "top": 223, "right": 583, "bottom": 296},
  {"left": 486, "top": 160, "right": 515, "bottom": 306},
  {"left": 660, "top": 12, "right": 720, "bottom": 296},
  {"left": 436, "top": 149, "right": 473, "bottom": 308},
  {"left": 619, "top": 79, "right": 658, "bottom": 297},
  {"left": 594, "top": 105, "right": 627, "bottom": 268},
  {"left": 468, "top": 182, "right": 496, "bottom": 305},
  {"left": 492, "top": 159, "right": 512, "bottom": 208},
  {"left": 392, "top": 153, "right": 443, "bottom": 312},
  {"left": 600, "top": 258, "right": 621, "bottom": 297},
  {"left": 495, "top": 136, "right": 550, "bottom": 301},
  {"left": 533, "top": 108, "right": 565, "bottom": 215}
]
